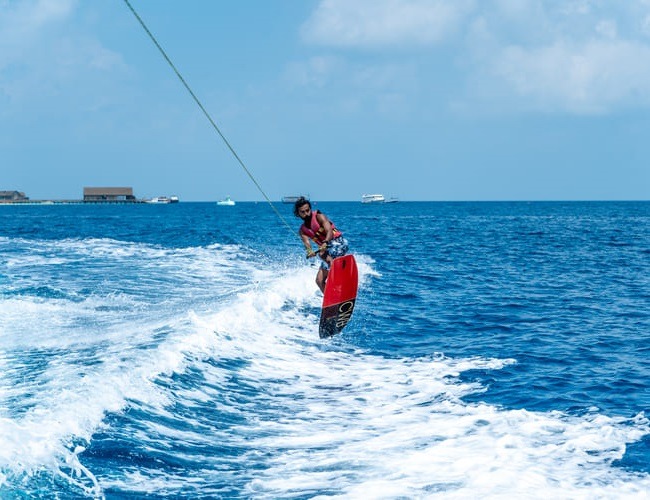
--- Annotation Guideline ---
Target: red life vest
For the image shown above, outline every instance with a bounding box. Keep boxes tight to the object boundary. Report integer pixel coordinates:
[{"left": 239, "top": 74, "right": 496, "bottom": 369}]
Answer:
[{"left": 300, "top": 210, "right": 342, "bottom": 245}]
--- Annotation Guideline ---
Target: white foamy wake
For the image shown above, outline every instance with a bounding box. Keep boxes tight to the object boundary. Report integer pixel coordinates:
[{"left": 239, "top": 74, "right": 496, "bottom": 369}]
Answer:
[
  {"left": 200, "top": 311, "right": 650, "bottom": 498},
  {"left": 0, "top": 237, "right": 266, "bottom": 497},
  {"left": 1, "top": 239, "right": 648, "bottom": 498},
  {"left": 103, "top": 254, "right": 649, "bottom": 498}
]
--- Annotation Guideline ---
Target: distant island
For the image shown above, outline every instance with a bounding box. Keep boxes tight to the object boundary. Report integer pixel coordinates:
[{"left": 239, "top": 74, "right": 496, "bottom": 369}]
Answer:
[{"left": 0, "top": 187, "right": 179, "bottom": 205}]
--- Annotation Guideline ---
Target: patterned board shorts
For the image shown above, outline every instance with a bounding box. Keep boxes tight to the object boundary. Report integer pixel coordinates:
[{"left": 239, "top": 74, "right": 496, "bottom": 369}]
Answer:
[{"left": 320, "top": 236, "right": 349, "bottom": 271}]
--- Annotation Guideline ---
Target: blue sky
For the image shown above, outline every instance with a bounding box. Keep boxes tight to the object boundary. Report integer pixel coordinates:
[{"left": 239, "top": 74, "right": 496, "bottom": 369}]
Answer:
[{"left": 1, "top": 0, "right": 649, "bottom": 201}]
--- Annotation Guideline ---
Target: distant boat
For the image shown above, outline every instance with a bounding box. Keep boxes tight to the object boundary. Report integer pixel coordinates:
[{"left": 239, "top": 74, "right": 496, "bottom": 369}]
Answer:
[
  {"left": 385, "top": 197, "right": 399, "bottom": 203},
  {"left": 217, "top": 196, "right": 235, "bottom": 206},
  {"left": 361, "top": 194, "right": 385, "bottom": 204},
  {"left": 282, "top": 195, "right": 308, "bottom": 204},
  {"left": 145, "top": 196, "right": 174, "bottom": 204}
]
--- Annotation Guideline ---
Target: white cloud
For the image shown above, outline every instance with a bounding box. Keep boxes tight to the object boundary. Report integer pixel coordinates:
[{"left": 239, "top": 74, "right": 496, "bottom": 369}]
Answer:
[
  {"left": 282, "top": 53, "right": 418, "bottom": 119},
  {"left": 469, "top": 2, "right": 650, "bottom": 114},
  {"left": 284, "top": 56, "right": 342, "bottom": 88},
  {"left": 558, "top": 0, "right": 592, "bottom": 17},
  {"left": 641, "top": 13, "right": 650, "bottom": 36},
  {"left": 490, "top": 39, "right": 650, "bottom": 113},
  {"left": 301, "top": 0, "right": 650, "bottom": 114},
  {"left": 0, "top": 1, "right": 125, "bottom": 109},
  {"left": 595, "top": 20, "right": 617, "bottom": 39},
  {"left": 0, "top": 0, "right": 75, "bottom": 50},
  {"left": 301, "top": 0, "right": 475, "bottom": 48}
]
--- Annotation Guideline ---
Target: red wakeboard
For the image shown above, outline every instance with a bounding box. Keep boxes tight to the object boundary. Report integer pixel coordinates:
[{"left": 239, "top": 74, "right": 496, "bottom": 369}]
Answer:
[{"left": 319, "top": 254, "right": 358, "bottom": 338}]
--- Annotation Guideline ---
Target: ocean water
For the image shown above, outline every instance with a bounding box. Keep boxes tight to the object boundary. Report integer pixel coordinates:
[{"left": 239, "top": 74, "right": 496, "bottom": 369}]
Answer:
[{"left": 0, "top": 201, "right": 648, "bottom": 499}]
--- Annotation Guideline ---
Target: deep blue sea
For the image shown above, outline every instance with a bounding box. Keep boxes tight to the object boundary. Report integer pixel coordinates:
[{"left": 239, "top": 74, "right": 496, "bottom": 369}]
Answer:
[{"left": 1, "top": 201, "right": 648, "bottom": 498}]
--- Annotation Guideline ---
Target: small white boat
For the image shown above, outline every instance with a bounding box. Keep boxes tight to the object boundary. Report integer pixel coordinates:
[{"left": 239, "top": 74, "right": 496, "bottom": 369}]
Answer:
[
  {"left": 146, "top": 196, "right": 172, "bottom": 204},
  {"left": 361, "top": 194, "right": 385, "bottom": 204},
  {"left": 217, "top": 196, "right": 235, "bottom": 206}
]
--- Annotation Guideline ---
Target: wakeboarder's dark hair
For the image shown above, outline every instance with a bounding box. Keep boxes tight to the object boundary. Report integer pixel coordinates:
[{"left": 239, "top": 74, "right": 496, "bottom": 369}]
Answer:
[{"left": 293, "top": 197, "right": 311, "bottom": 217}]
